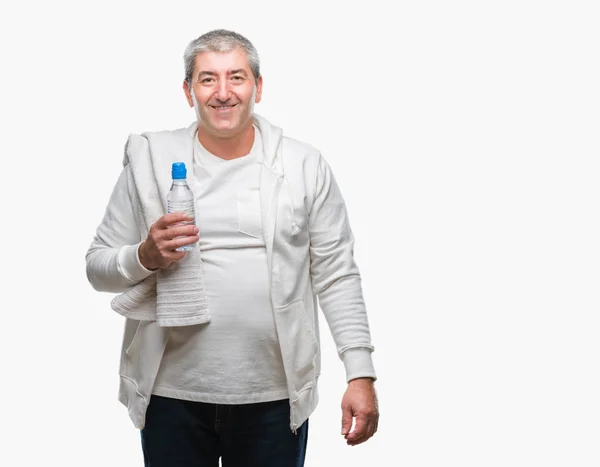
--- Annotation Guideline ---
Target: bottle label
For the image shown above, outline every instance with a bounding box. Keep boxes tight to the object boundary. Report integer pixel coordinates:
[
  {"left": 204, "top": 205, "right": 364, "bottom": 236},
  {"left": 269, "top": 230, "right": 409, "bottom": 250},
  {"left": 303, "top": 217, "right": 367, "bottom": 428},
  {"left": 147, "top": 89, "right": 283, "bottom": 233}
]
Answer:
[
  {"left": 168, "top": 200, "right": 195, "bottom": 218},
  {"left": 167, "top": 200, "right": 196, "bottom": 251}
]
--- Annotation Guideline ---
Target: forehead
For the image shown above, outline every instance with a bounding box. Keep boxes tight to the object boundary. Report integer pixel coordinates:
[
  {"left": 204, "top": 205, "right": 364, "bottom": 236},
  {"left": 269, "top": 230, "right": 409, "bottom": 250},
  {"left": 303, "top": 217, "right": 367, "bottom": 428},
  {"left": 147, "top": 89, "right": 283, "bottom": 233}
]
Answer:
[{"left": 193, "top": 48, "right": 251, "bottom": 75}]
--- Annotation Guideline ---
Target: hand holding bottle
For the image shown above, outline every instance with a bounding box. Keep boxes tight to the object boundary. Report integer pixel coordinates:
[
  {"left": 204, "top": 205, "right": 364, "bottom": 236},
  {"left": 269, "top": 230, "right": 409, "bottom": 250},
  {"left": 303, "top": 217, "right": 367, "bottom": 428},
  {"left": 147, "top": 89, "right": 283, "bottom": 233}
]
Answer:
[{"left": 138, "top": 213, "right": 199, "bottom": 270}]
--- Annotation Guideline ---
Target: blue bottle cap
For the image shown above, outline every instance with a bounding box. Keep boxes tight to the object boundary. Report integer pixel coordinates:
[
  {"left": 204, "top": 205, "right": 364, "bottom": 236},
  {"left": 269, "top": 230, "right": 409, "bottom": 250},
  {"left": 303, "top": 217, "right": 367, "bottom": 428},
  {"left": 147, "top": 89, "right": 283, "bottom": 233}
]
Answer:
[{"left": 171, "top": 162, "right": 187, "bottom": 179}]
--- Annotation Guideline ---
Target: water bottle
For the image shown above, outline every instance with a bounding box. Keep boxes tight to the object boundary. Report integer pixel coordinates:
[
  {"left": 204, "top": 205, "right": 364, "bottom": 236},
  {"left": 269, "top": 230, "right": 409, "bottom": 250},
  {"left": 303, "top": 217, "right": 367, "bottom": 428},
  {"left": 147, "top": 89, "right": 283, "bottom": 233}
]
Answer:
[{"left": 167, "top": 162, "right": 196, "bottom": 251}]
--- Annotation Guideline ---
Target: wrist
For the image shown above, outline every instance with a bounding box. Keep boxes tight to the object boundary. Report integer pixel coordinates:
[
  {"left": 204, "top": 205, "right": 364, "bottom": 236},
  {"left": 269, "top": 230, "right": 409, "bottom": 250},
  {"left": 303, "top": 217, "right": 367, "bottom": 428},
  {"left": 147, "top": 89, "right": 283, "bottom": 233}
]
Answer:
[
  {"left": 348, "top": 377, "right": 375, "bottom": 386},
  {"left": 138, "top": 242, "right": 156, "bottom": 271}
]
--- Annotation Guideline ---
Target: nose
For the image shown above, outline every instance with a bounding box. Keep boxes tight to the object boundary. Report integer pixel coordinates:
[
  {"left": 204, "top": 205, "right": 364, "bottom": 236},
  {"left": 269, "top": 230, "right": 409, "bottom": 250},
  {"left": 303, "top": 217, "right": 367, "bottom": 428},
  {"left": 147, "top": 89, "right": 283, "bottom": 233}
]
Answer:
[{"left": 215, "top": 79, "right": 231, "bottom": 102}]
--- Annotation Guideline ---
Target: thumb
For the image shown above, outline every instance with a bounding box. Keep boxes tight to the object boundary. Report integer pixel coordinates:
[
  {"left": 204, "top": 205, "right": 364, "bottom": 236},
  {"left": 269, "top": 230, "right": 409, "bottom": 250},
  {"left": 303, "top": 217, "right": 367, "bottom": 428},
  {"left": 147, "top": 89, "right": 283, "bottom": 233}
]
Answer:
[{"left": 341, "top": 404, "right": 353, "bottom": 435}]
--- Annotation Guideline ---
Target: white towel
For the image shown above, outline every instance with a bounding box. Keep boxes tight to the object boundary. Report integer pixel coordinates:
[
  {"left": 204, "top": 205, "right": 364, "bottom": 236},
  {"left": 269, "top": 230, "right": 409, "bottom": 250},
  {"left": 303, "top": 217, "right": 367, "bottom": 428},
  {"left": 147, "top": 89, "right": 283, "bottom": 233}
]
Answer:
[{"left": 110, "top": 127, "right": 211, "bottom": 327}]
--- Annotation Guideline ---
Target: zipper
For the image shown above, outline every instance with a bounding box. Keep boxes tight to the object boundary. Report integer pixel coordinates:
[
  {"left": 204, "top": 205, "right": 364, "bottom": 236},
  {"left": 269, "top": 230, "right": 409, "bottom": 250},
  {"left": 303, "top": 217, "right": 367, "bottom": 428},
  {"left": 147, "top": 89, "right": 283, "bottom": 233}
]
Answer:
[
  {"left": 261, "top": 167, "right": 283, "bottom": 288},
  {"left": 266, "top": 174, "right": 284, "bottom": 276},
  {"left": 291, "top": 405, "right": 297, "bottom": 435},
  {"left": 267, "top": 172, "right": 299, "bottom": 435},
  {"left": 291, "top": 399, "right": 300, "bottom": 435}
]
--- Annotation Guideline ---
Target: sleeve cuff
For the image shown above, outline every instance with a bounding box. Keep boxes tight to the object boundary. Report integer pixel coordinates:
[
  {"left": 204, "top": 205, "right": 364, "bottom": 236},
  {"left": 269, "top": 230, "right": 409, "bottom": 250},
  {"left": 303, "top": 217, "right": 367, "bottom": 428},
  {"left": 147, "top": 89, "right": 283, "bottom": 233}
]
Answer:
[
  {"left": 117, "top": 243, "right": 156, "bottom": 284},
  {"left": 341, "top": 347, "right": 377, "bottom": 383}
]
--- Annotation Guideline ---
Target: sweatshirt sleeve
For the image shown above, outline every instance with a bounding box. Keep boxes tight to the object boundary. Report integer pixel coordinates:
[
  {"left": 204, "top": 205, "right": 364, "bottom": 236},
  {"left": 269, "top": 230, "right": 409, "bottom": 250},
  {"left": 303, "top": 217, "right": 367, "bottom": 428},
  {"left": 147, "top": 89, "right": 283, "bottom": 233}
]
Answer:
[
  {"left": 85, "top": 164, "right": 155, "bottom": 293},
  {"left": 308, "top": 155, "right": 376, "bottom": 383}
]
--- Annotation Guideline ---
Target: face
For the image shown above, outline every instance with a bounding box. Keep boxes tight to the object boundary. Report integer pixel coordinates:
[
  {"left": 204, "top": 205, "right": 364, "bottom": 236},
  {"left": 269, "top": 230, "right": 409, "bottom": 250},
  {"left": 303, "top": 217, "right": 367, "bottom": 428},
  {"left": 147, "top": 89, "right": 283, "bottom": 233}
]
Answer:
[{"left": 184, "top": 48, "right": 262, "bottom": 137}]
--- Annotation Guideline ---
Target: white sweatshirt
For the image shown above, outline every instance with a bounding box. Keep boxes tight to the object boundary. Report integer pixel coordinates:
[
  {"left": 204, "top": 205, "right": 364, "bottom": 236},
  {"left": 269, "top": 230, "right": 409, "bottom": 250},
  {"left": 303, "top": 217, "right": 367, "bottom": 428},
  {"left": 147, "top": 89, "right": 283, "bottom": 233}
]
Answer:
[{"left": 85, "top": 113, "right": 376, "bottom": 432}]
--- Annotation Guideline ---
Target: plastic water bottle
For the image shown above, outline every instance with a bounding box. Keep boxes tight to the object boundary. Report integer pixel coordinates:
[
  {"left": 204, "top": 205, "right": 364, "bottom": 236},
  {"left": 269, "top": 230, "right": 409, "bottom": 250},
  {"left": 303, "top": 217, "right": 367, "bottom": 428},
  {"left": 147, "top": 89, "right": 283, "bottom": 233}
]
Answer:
[{"left": 167, "top": 162, "right": 196, "bottom": 251}]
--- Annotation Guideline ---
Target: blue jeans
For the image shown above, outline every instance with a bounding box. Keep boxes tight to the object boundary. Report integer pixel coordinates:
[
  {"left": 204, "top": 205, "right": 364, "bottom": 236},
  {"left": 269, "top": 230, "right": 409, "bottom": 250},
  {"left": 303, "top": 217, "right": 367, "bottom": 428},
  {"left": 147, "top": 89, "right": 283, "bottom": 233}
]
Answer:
[{"left": 141, "top": 395, "right": 308, "bottom": 467}]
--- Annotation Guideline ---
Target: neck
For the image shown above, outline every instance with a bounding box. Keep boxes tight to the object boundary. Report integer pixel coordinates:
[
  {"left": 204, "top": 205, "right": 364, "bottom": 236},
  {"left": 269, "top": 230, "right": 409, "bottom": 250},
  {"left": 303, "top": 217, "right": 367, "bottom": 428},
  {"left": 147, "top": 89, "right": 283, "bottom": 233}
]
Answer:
[{"left": 196, "top": 120, "right": 255, "bottom": 160}]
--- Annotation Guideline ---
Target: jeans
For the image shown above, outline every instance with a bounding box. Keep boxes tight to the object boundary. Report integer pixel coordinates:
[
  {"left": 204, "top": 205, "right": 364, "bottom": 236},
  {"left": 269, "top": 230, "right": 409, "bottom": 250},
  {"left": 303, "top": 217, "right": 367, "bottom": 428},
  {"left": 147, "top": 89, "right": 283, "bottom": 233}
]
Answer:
[{"left": 140, "top": 395, "right": 308, "bottom": 467}]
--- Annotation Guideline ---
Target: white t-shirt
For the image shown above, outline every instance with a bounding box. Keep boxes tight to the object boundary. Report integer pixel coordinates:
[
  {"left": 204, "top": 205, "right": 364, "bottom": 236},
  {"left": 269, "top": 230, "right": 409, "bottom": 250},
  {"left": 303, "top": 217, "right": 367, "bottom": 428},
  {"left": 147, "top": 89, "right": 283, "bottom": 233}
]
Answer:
[{"left": 152, "top": 127, "right": 289, "bottom": 404}]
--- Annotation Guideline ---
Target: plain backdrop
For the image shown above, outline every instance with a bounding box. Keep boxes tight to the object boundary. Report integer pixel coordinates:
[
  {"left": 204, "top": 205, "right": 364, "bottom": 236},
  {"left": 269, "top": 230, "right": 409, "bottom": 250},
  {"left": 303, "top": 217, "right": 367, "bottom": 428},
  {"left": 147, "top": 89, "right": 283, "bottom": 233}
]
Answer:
[{"left": 1, "top": 1, "right": 599, "bottom": 466}]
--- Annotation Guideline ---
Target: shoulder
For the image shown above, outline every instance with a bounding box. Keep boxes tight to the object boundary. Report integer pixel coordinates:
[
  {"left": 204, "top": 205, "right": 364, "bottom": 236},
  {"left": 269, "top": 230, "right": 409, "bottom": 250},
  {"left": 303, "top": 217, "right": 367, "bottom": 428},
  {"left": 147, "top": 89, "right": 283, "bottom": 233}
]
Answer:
[
  {"left": 139, "top": 125, "right": 192, "bottom": 145},
  {"left": 123, "top": 125, "right": 193, "bottom": 164},
  {"left": 124, "top": 126, "right": 190, "bottom": 148},
  {"left": 281, "top": 135, "right": 322, "bottom": 164},
  {"left": 126, "top": 121, "right": 194, "bottom": 143}
]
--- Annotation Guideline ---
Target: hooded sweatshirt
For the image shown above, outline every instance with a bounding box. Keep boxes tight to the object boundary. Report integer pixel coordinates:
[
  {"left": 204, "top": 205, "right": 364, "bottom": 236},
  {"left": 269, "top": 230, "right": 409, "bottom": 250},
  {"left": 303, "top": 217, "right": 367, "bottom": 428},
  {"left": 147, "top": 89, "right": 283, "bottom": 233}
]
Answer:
[{"left": 85, "top": 113, "right": 376, "bottom": 432}]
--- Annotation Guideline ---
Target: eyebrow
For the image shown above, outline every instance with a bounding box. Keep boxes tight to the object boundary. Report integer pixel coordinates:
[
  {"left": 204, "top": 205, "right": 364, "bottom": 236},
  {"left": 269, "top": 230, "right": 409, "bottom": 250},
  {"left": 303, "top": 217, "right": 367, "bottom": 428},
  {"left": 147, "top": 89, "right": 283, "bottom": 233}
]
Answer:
[{"left": 196, "top": 69, "right": 249, "bottom": 79}]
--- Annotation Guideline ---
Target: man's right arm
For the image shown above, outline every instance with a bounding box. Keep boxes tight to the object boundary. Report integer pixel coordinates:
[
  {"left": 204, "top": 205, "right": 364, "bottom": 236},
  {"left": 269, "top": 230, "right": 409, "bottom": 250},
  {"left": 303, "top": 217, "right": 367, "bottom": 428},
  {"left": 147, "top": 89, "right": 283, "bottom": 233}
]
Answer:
[{"left": 85, "top": 165, "right": 155, "bottom": 293}]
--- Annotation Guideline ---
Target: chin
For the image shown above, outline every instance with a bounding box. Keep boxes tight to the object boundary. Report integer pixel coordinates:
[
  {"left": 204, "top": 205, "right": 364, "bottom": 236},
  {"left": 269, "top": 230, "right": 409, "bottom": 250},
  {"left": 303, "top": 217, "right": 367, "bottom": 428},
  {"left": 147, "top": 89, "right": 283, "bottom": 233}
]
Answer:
[
  {"left": 212, "top": 121, "right": 237, "bottom": 132},
  {"left": 212, "top": 116, "right": 250, "bottom": 134},
  {"left": 206, "top": 123, "right": 238, "bottom": 138}
]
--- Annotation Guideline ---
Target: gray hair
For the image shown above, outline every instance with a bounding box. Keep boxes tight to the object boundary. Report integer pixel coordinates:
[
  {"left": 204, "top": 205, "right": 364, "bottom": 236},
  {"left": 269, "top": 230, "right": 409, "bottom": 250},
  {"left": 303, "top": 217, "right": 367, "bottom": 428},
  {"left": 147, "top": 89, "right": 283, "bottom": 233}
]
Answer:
[{"left": 184, "top": 29, "right": 260, "bottom": 85}]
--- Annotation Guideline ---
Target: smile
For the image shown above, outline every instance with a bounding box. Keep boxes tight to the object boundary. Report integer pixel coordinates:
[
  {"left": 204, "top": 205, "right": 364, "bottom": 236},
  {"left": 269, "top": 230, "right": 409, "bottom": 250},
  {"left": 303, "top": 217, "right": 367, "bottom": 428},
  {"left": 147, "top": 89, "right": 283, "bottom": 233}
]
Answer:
[{"left": 210, "top": 104, "right": 238, "bottom": 110}]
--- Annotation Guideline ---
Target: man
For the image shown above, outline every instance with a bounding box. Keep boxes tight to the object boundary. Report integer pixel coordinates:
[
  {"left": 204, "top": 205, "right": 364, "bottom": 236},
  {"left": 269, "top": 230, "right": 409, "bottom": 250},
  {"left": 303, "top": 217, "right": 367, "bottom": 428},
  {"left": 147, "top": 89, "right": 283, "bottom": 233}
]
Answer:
[{"left": 86, "top": 29, "right": 378, "bottom": 466}]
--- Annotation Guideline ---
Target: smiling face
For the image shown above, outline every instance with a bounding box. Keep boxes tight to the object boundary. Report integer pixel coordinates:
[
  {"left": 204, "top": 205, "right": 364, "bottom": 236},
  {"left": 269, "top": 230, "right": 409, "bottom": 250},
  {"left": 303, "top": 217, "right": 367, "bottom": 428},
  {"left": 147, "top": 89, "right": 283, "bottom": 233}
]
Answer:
[{"left": 184, "top": 47, "right": 262, "bottom": 138}]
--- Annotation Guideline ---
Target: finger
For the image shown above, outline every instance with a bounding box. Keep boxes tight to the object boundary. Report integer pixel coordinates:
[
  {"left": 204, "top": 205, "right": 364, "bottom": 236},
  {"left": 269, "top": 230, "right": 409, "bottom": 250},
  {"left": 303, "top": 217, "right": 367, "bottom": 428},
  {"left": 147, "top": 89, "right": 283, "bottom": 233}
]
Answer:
[
  {"left": 365, "top": 417, "right": 376, "bottom": 439},
  {"left": 361, "top": 413, "right": 379, "bottom": 442},
  {"left": 164, "top": 252, "right": 187, "bottom": 267},
  {"left": 163, "top": 235, "right": 199, "bottom": 251},
  {"left": 159, "top": 249, "right": 187, "bottom": 267},
  {"left": 341, "top": 406, "right": 353, "bottom": 436},
  {"left": 161, "top": 224, "right": 199, "bottom": 240},
  {"left": 347, "top": 419, "right": 372, "bottom": 446},
  {"left": 346, "top": 415, "right": 367, "bottom": 441},
  {"left": 156, "top": 212, "right": 194, "bottom": 228}
]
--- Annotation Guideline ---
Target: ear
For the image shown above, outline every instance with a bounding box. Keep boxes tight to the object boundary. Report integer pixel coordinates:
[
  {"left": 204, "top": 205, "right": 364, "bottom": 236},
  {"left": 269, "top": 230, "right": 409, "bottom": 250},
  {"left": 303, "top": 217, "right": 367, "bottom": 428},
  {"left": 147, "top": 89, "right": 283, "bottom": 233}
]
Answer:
[
  {"left": 254, "top": 75, "right": 263, "bottom": 104},
  {"left": 183, "top": 80, "right": 194, "bottom": 107}
]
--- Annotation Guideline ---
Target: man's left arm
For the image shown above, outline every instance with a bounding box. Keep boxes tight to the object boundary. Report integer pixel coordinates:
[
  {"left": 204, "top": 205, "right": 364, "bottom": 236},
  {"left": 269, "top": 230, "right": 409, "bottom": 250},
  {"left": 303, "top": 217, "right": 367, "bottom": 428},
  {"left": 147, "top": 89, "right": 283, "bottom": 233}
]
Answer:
[{"left": 308, "top": 154, "right": 379, "bottom": 446}]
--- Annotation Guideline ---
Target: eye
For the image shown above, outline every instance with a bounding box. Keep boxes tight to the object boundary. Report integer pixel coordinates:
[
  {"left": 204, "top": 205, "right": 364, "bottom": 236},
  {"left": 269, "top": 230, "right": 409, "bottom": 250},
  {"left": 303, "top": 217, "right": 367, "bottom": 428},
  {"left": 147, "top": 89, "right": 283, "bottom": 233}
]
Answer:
[
  {"left": 231, "top": 76, "right": 244, "bottom": 81},
  {"left": 200, "top": 77, "right": 215, "bottom": 84}
]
